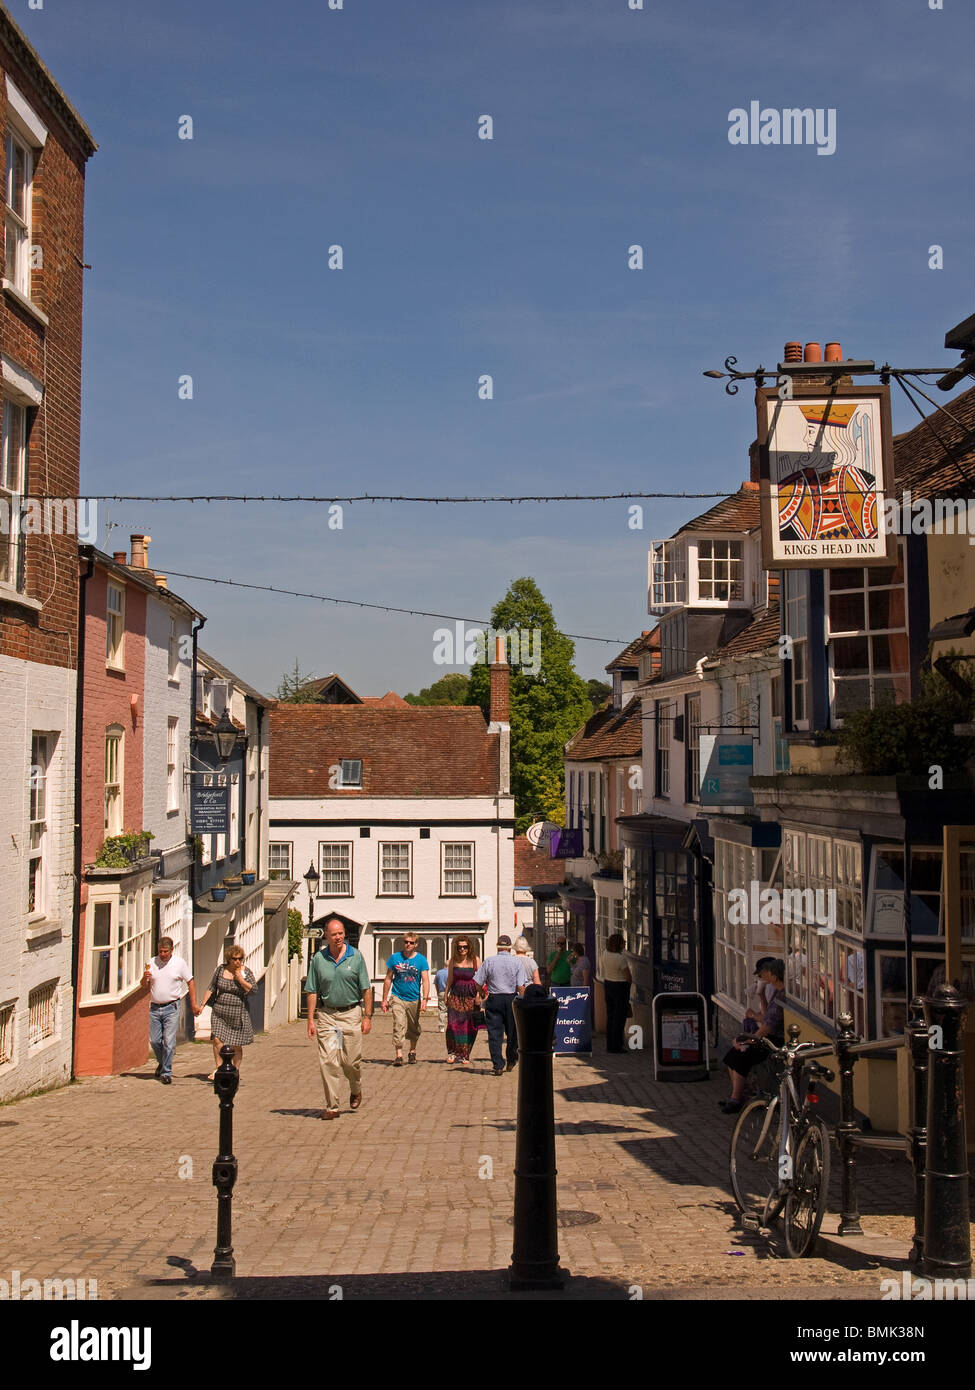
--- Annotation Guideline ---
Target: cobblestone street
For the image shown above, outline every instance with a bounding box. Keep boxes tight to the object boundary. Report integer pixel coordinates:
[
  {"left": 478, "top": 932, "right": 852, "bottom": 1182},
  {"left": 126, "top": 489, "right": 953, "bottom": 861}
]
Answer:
[{"left": 0, "top": 1014, "right": 942, "bottom": 1301}]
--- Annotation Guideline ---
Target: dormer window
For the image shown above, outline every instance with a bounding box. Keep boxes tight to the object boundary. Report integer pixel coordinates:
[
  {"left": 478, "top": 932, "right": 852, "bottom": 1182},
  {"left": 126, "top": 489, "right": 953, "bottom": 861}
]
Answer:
[
  {"left": 648, "top": 539, "right": 687, "bottom": 614},
  {"left": 339, "top": 758, "right": 362, "bottom": 788}
]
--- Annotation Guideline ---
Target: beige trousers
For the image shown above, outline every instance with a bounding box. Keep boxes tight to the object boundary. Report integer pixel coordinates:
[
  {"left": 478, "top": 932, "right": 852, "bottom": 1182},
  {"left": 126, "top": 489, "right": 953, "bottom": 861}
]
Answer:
[
  {"left": 315, "top": 1005, "right": 363, "bottom": 1110},
  {"left": 391, "top": 997, "right": 421, "bottom": 1051}
]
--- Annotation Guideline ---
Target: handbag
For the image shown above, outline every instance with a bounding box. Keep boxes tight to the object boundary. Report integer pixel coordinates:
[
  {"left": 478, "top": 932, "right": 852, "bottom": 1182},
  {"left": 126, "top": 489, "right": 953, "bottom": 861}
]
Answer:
[{"left": 472, "top": 1004, "right": 486, "bottom": 1028}]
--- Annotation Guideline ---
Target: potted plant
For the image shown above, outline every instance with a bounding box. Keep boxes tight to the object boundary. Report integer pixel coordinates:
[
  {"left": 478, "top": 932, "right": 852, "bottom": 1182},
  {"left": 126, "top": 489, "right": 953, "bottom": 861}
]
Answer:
[
  {"left": 224, "top": 874, "right": 242, "bottom": 892},
  {"left": 241, "top": 868, "right": 256, "bottom": 886},
  {"left": 211, "top": 884, "right": 227, "bottom": 902}
]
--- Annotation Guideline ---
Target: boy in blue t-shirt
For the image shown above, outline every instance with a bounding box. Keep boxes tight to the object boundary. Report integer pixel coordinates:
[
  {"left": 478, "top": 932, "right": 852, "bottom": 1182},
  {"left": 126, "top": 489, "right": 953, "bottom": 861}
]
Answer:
[{"left": 381, "top": 933, "right": 431, "bottom": 1064}]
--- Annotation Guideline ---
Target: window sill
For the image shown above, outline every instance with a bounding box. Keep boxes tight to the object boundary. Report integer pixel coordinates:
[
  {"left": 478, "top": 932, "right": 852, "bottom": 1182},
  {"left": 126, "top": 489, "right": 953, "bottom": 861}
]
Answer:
[
  {"left": 0, "top": 582, "right": 42, "bottom": 614},
  {"left": 376, "top": 894, "right": 414, "bottom": 899},
  {"left": 79, "top": 982, "right": 144, "bottom": 1010},
  {"left": 106, "top": 662, "right": 126, "bottom": 676},
  {"left": 2, "top": 279, "right": 49, "bottom": 326},
  {"left": 26, "top": 920, "right": 61, "bottom": 942},
  {"left": 439, "top": 893, "right": 475, "bottom": 899}
]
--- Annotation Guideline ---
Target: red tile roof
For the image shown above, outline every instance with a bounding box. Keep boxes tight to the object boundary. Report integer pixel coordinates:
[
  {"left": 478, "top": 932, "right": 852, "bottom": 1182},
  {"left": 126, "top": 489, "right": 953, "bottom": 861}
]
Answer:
[
  {"left": 268, "top": 704, "right": 501, "bottom": 797},
  {"left": 605, "top": 631, "right": 656, "bottom": 672},
  {"left": 564, "top": 694, "right": 643, "bottom": 762},
  {"left": 514, "top": 835, "right": 568, "bottom": 887},
  {"left": 892, "top": 382, "right": 975, "bottom": 499},
  {"left": 360, "top": 691, "right": 410, "bottom": 707},
  {"left": 707, "top": 603, "right": 781, "bottom": 662},
  {"left": 676, "top": 482, "right": 762, "bottom": 536}
]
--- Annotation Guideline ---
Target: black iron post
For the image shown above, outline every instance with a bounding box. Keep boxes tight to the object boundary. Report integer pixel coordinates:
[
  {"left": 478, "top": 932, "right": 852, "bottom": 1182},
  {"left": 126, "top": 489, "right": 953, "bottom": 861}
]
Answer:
[
  {"left": 211, "top": 1043, "right": 240, "bottom": 1282},
  {"left": 834, "top": 1012, "right": 864, "bottom": 1236},
  {"left": 508, "top": 986, "right": 565, "bottom": 1291},
  {"left": 905, "top": 996, "right": 929, "bottom": 1267},
  {"left": 922, "top": 982, "right": 971, "bottom": 1278}
]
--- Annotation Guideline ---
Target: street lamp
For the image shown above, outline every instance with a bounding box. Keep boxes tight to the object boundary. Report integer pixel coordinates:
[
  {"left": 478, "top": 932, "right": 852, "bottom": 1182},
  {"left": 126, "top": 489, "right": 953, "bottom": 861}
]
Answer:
[
  {"left": 303, "top": 862, "right": 320, "bottom": 975},
  {"left": 212, "top": 707, "right": 240, "bottom": 763}
]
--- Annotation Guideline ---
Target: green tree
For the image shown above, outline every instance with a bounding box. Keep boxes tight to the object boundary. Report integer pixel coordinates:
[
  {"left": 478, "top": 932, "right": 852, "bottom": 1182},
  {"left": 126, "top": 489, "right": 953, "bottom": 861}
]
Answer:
[
  {"left": 276, "top": 660, "right": 321, "bottom": 703},
  {"left": 404, "top": 673, "right": 471, "bottom": 705},
  {"left": 587, "top": 678, "right": 611, "bottom": 708},
  {"left": 467, "top": 578, "right": 593, "bottom": 832},
  {"left": 287, "top": 908, "right": 304, "bottom": 961}
]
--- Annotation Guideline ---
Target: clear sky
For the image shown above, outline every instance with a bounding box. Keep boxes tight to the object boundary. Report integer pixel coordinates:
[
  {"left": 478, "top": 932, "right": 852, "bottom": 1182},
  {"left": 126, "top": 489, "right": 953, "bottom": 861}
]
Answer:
[{"left": 15, "top": 0, "right": 975, "bottom": 697}]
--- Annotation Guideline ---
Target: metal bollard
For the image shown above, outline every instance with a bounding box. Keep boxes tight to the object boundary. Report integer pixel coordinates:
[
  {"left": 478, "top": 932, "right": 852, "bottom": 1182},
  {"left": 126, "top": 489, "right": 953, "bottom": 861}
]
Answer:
[
  {"left": 922, "top": 983, "right": 971, "bottom": 1278},
  {"left": 834, "top": 1012, "right": 864, "bottom": 1236},
  {"left": 905, "top": 996, "right": 929, "bottom": 1267},
  {"left": 508, "top": 986, "right": 565, "bottom": 1291},
  {"left": 211, "top": 1044, "right": 240, "bottom": 1282}
]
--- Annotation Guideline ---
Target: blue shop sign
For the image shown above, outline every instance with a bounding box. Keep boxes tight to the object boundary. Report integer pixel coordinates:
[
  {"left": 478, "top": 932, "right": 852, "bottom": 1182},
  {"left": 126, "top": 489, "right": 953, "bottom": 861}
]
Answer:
[{"left": 551, "top": 986, "right": 592, "bottom": 1054}]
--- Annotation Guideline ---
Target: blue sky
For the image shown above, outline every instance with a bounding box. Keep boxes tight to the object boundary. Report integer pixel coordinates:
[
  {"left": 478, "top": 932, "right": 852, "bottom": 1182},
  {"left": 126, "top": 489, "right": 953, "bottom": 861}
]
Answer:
[{"left": 16, "top": 0, "right": 975, "bottom": 696}]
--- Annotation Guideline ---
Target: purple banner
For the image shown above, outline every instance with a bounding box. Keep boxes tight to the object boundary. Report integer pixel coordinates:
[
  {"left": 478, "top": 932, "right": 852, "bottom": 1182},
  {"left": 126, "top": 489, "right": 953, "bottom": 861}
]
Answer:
[{"left": 550, "top": 827, "right": 583, "bottom": 859}]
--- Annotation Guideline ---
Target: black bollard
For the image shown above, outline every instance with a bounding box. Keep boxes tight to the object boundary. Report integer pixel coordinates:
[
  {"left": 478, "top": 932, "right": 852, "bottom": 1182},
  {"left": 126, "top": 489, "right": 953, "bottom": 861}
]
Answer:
[
  {"left": 508, "top": 986, "right": 565, "bottom": 1291},
  {"left": 905, "top": 996, "right": 929, "bottom": 1267},
  {"left": 834, "top": 1013, "right": 863, "bottom": 1236},
  {"left": 922, "top": 982, "right": 971, "bottom": 1279},
  {"left": 211, "top": 1043, "right": 240, "bottom": 1282}
]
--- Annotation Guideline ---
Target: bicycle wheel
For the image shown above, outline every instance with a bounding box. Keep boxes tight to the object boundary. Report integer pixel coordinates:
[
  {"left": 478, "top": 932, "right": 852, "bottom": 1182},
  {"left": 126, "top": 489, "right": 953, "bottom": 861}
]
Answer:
[
  {"left": 729, "top": 1098, "right": 778, "bottom": 1222},
  {"left": 784, "top": 1118, "right": 830, "bottom": 1257}
]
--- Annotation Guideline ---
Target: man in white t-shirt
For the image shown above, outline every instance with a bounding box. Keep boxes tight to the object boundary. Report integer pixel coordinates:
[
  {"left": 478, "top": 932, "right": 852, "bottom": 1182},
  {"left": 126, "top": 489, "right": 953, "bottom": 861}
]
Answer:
[{"left": 141, "top": 936, "right": 200, "bottom": 1084}]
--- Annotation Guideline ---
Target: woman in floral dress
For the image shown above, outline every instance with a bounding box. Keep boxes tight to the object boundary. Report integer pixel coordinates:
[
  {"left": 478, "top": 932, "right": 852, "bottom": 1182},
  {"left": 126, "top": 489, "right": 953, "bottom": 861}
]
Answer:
[{"left": 444, "top": 937, "right": 483, "bottom": 1065}]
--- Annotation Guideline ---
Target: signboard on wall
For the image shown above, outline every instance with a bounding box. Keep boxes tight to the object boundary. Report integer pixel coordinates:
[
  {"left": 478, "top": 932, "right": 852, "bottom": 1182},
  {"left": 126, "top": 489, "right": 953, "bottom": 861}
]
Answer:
[
  {"left": 699, "top": 736, "right": 754, "bottom": 807},
  {"left": 756, "top": 384, "right": 895, "bottom": 569},
  {"left": 550, "top": 827, "right": 583, "bottom": 859},
  {"left": 190, "top": 776, "right": 229, "bottom": 834}
]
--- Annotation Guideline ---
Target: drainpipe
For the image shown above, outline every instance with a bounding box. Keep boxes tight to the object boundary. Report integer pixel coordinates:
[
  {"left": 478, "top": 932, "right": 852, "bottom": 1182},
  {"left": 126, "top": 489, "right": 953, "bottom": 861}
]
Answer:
[{"left": 71, "top": 549, "right": 95, "bottom": 1078}]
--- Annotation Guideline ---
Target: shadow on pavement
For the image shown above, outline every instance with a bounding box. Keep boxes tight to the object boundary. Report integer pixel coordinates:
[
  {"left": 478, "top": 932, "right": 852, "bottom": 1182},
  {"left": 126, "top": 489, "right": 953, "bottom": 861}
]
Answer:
[{"left": 127, "top": 1266, "right": 633, "bottom": 1300}]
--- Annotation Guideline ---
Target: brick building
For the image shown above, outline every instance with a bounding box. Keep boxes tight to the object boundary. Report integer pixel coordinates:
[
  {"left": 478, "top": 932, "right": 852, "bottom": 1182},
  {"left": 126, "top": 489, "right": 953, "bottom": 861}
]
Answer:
[{"left": 0, "top": 8, "right": 95, "bottom": 1100}]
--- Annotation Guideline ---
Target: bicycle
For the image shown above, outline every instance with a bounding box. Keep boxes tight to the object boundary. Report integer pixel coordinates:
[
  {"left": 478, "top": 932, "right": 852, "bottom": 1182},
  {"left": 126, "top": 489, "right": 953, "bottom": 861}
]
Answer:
[{"left": 728, "top": 1024, "right": 834, "bottom": 1257}]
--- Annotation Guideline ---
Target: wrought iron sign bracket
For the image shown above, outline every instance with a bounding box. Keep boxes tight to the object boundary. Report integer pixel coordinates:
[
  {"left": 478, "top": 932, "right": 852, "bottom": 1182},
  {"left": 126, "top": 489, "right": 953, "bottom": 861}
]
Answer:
[{"left": 703, "top": 357, "right": 959, "bottom": 397}]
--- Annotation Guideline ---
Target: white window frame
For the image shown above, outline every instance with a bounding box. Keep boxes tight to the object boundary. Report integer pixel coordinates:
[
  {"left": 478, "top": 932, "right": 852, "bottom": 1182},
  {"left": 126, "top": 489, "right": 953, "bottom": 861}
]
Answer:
[
  {"left": 648, "top": 538, "right": 687, "bottom": 614},
  {"left": 28, "top": 731, "right": 48, "bottom": 918},
  {"left": 83, "top": 886, "right": 153, "bottom": 1004},
  {"left": 0, "top": 396, "right": 27, "bottom": 592},
  {"left": 229, "top": 772, "right": 239, "bottom": 854},
  {"left": 269, "top": 842, "right": 292, "bottom": 880},
  {"left": 166, "top": 718, "right": 179, "bottom": 813},
  {"left": 827, "top": 541, "right": 910, "bottom": 725},
  {"left": 693, "top": 536, "right": 745, "bottom": 604},
  {"left": 441, "top": 841, "right": 474, "bottom": 897},
  {"left": 319, "top": 841, "right": 352, "bottom": 897},
  {"left": 655, "top": 700, "right": 670, "bottom": 798},
  {"left": 379, "top": 841, "right": 412, "bottom": 896},
  {"left": 104, "top": 727, "right": 123, "bottom": 836},
  {"left": 168, "top": 618, "right": 180, "bottom": 682},
  {"left": 339, "top": 758, "right": 362, "bottom": 788},
  {"left": 106, "top": 580, "right": 125, "bottom": 670},
  {"left": 686, "top": 694, "right": 701, "bottom": 803},
  {"left": 784, "top": 569, "right": 809, "bottom": 730},
  {"left": 4, "top": 126, "right": 32, "bottom": 297}
]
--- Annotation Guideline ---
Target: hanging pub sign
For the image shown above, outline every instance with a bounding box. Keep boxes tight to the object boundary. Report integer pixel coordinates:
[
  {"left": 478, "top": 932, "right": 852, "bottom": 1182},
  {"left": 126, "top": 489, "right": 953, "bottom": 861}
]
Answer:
[
  {"left": 756, "top": 383, "right": 896, "bottom": 569},
  {"left": 190, "top": 774, "right": 230, "bottom": 835},
  {"left": 550, "top": 826, "right": 583, "bottom": 859}
]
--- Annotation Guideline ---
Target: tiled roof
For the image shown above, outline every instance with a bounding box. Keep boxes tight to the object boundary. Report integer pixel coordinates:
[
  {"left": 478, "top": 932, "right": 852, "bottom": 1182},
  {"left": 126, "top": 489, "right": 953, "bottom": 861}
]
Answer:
[
  {"left": 360, "top": 691, "right": 410, "bottom": 707},
  {"left": 564, "top": 694, "right": 642, "bottom": 762},
  {"left": 706, "top": 603, "right": 781, "bottom": 663},
  {"left": 513, "top": 835, "right": 568, "bottom": 887},
  {"left": 197, "top": 649, "right": 271, "bottom": 706},
  {"left": 675, "top": 482, "right": 762, "bottom": 536},
  {"left": 605, "top": 631, "right": 656, "bottom": 672},
  {"left": 268, "top": 704, "right": 501, "bottom": 797},
  {"left": 892, "top": 382, "right": 975, "bottom": 499}
]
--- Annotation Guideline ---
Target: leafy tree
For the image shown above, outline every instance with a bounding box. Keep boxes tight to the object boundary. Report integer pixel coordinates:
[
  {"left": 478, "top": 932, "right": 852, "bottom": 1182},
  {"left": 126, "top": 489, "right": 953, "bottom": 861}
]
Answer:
[
  {"left": 587, "top": 678, "right": 611, "bottom": 708},
  {"left": 276, "top": 660, "right": 321, "bottom": 703},
  {"left": 404, "top": 673, "right": 471, "bottom": 705},
  {"left": 467, "top": 578, "right": 593, "bottom": 832},
  {"left": 837, "top": 661, "right": 975, "bottom": 776},
  {"left": 288, "top": 908, "right": 304, "bottom": 961}
]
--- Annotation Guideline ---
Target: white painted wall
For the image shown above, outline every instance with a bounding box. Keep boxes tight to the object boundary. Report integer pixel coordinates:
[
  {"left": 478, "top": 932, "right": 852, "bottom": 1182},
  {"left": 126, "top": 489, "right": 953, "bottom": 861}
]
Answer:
[
  {"left": 269, "top": 794, "right": 515, "bottom": 980},
  {"left": 0, "top": 657, "right": 76, "bottom": 1101},
  {"left": 142, "top": 594, "right": 194, "bottom": 855}
]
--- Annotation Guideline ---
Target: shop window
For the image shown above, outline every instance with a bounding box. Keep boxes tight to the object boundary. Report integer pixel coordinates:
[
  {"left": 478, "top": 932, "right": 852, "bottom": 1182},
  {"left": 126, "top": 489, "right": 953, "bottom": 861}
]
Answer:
[{"left": 827, "top": 542, "right": 909, "bottom": 722}]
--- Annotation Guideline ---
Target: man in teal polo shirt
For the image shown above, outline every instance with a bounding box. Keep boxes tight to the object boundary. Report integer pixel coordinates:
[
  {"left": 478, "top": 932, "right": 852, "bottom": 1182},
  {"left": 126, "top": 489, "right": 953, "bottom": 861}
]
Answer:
[{"left": 305, "top": 917, "right": 373, "bottom": 1119}]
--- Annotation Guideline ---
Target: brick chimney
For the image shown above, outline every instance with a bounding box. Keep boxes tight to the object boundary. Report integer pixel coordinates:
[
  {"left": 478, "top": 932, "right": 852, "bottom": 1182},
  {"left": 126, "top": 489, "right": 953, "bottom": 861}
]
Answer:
[
  {"left": 113, "top": 551, "right": 127, "bottom": 565},
  {"left": 489, "top": 635, "right": 509, "bottom": 724},
  {"left": 130, "top": 534, "right": 150, "bottom": 568}
]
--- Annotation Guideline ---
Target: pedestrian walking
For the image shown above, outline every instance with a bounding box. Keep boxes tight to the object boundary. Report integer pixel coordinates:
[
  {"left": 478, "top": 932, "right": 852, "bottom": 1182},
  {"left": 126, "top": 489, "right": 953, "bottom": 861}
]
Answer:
[
  {"left": 199, "top": 943, "right": 256, "bottom": 1079},
  {"left": 569, "top": 941, "right": 592, "bottom": 986},
  {"left": 474, "top": 935, "right": 531, "bottom": 1075},
  {"left": 305, "top": 917, "right": 374, "bottom": 1119},
  {"left": 513, "top": 937, "right": 541, "bottom": 985},
  {"left": 434, "top": 964, "right": 449, "bottom": 1031},
  {"left": 444, "top": 937, "right": 483, "bottom": 1065},
  {"left": 598, "top": 932, "right": 631, "bottom": 1054},
  {"left": 140, "top": 936, "right": 199, "bottom": 1085},
  {"left": 381, "top": 933, "right": 430, "bottom": 1065}
]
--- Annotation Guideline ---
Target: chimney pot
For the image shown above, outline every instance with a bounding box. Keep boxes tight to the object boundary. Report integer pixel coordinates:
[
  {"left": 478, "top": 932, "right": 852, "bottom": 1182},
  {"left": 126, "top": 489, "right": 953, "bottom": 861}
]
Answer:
[
  {"left": 113, "top": 551, "right": 127, "bottom": 564},
  {"left": 824, "top": 341, "right": 843, "bottom": 363},
  {"left": 489, "top": 640, "right": 510, "bottom": 725},
  {"left": 130, "top": 534, "right": 150, "bottom": 568},
  {"left": 155, "top": 574, "right": 168, "bottom": 590},
  {"left": 784, "top": 341, "right": 802, "bottom": 363},
  {"left": 804, "top": 342, "right": 822, "bottom": 363}
]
